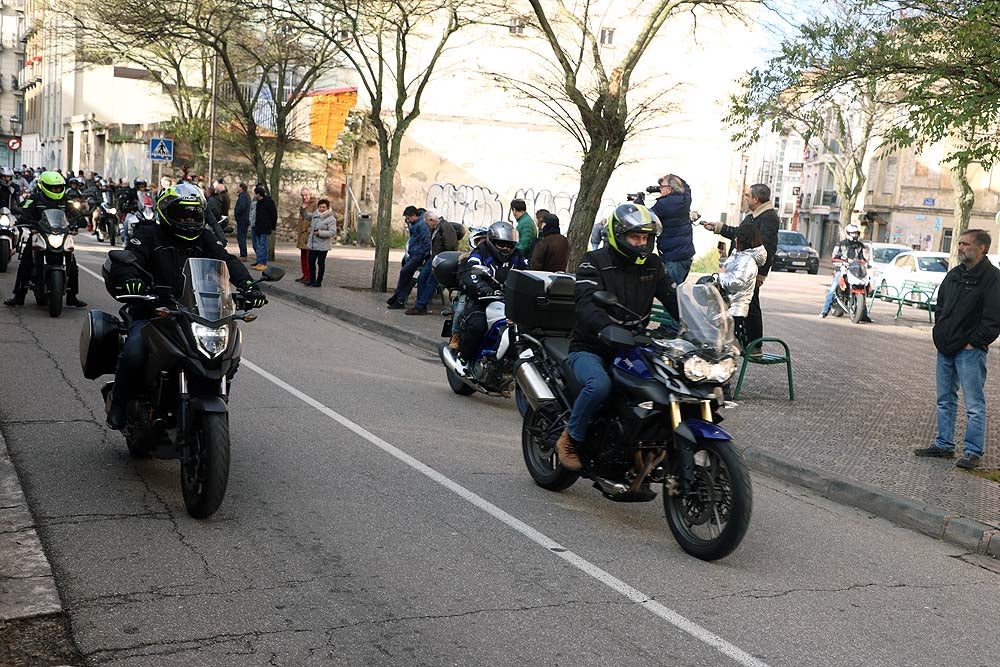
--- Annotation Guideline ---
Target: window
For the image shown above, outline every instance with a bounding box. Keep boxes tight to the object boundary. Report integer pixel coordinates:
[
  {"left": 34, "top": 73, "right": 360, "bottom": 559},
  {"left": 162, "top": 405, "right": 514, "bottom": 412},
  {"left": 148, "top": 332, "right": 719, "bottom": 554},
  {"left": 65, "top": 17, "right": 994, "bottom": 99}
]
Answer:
[
  {"left": 600, "top": 28, "right": 615, "bottom": 45},
  {"left": 919, "top": 257, "right": 948, "bottom": 273},
  {"left": 510, "top": 18, "right": 526, "bottom": 35}
]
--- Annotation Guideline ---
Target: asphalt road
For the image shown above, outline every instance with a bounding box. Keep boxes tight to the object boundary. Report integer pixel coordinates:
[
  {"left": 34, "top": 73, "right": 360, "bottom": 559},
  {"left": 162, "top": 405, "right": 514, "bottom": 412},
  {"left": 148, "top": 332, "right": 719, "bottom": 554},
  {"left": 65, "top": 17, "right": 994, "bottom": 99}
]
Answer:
[{"left": 0, "top": 236, "right": 998, "bottom": 667}]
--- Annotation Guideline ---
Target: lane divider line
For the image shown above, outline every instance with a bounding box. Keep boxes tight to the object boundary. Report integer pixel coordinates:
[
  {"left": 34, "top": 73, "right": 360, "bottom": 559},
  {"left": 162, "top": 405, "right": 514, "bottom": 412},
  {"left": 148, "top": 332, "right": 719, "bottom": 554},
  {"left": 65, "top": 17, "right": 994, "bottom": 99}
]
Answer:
[
  {"left": 241, "top": 359, "right": 771, "bottom": 667},
  {"left": 77, "top": 259, "right": 770, "bottom": 666}
]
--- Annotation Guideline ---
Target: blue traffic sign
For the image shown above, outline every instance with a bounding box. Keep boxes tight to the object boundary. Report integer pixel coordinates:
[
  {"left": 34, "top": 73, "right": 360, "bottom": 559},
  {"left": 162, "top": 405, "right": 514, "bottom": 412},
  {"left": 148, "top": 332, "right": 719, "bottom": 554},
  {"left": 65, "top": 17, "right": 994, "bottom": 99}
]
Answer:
[{"left": 149, "top": 138, "right": 173, "bottom": 162}]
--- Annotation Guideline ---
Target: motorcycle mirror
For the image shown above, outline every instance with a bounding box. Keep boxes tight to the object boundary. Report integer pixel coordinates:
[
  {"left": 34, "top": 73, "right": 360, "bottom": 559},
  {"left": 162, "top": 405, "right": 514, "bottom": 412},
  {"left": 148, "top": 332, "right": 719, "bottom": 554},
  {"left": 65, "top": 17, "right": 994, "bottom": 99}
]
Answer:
[
  {"left": 592, "top": 291, "right": 618, "bottom": 307},
  {"left": 261, "top": 266, "right": 285, "bottom": 282}
]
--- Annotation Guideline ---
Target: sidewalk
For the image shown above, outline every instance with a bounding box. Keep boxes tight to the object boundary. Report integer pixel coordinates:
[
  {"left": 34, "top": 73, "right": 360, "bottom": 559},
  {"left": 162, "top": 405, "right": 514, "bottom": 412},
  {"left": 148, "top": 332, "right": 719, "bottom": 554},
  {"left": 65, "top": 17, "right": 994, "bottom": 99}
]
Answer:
[{"left": 259, "top": 241, "right": 1000, "bottom": 557}]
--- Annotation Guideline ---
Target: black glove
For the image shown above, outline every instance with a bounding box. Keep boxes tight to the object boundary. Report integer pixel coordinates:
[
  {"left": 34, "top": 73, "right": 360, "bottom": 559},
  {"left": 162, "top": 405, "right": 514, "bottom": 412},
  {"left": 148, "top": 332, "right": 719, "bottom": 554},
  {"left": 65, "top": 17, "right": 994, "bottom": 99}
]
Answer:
[
  {"left": 120, "top": 278, "right": 145, "bottom": 295},
  {"left": 240, "top": 280, "right": 267, "bottom": 309}
]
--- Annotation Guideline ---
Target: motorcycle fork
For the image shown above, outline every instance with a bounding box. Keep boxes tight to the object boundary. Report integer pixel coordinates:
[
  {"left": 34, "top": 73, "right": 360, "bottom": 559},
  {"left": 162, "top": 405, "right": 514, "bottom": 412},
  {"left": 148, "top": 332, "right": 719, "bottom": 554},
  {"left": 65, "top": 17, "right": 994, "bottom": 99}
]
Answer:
[{"left": 177, "top": 370, "right": 191, "bottom": 451}]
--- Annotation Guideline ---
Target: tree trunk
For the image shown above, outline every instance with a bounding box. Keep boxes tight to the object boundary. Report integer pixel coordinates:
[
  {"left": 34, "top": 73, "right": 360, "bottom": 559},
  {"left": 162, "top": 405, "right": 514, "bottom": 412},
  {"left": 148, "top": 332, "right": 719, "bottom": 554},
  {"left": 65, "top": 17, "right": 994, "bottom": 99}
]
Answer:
[
  {"left": 371, "top": 160, "right": 397, "bottom": 292},
  {"left": 567, "top": 144, "right": 621, "bottom": 269},
  {"left": 948, "top": 162, "right": 975, "bottom": 267},
  {"left": 837, "top": 188, "right": 858, "bottom": 235}
]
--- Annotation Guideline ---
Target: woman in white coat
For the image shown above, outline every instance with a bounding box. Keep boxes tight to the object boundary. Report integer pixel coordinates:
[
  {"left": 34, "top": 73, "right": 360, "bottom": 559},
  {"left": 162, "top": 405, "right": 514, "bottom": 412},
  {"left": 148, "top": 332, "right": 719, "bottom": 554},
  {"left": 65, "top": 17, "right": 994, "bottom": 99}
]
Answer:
[{"left": 307, "top": 199, "right": 338, "bottom": 287}]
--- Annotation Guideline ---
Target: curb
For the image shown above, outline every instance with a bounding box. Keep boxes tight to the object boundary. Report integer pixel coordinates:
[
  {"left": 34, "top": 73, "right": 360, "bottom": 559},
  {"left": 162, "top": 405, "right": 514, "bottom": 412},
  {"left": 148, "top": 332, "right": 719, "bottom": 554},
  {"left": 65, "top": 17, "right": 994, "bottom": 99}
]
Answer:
[
  {"left": 263, "top": 283, "right": 999, "bottom": 560},
  {"left": 0, "top": 427, "right": 63, "bottom": 621},
  {"left": 263, "top": 283, "right": 439, "bottom": 355},
  {"left": 743, "top": 447, "right": 1000, "bottom": 558}
]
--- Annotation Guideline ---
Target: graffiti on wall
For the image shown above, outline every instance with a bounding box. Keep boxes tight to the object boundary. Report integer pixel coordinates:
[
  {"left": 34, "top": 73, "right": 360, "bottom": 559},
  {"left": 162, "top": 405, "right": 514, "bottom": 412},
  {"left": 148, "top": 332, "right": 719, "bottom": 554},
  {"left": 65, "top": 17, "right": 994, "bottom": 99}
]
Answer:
[{"left": 426, "top": 182, "right": 618, "bottom": 229}]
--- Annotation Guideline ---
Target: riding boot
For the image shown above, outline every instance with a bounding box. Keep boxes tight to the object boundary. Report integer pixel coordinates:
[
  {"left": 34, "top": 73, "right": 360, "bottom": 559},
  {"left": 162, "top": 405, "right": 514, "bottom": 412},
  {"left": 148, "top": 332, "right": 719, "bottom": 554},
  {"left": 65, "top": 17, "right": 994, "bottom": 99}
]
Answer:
[
  {"left": 3, "top": 290, "right": 25, "bottom": 306},
  {"left": 65, "top": 292, "right": 87, "bottom": 308},
  {"left": 555, "top": 430, "right": 582, "bottom": 471}
]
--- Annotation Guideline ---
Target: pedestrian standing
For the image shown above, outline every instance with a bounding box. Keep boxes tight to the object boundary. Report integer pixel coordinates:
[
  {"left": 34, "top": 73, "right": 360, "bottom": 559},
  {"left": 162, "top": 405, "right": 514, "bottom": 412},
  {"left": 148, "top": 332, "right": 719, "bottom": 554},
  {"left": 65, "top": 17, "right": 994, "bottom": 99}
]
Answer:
[
  {"left": 511, "top": 199, "right": 536, "bottom": 261},
  {"left": 296, "top": 188, "right": 318, "bottom": 283},
  {"left": 703, "top": 183, "right": 778, "bottom": 356},
  {"left": 914, "top": 229, "right": 1000, "bottom": 470},
  {"left": 651, "top": 173, "right": 694, "bottom": 285},
  {"left": 590, "top": 217, "right": 608, "bottom": 251},
  {"left": 233, "top": 183, "right": 251, "bottom": 261},
  {"left": 251, "top": 185, "right": 277, "bottom": 270},
  {"left": 307, "top": 199, "right": 337, "bottom": 287},
  {"left": 216, "top": 180, "right": 231, "bottom": 220},
  {"left": 530, "top": 214, "right": 570, "bottom": 272}
]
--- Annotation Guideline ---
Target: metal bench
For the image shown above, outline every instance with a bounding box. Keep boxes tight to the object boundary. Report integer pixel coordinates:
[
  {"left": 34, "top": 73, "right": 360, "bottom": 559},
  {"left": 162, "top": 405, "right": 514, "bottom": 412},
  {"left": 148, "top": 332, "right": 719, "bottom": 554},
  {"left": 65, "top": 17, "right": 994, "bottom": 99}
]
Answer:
[
  {"left": 874, "top": 279, "right": 938, "bottom": 322},
  {"left": 733, "top": 336, "right": 795, "bottom": 401}
]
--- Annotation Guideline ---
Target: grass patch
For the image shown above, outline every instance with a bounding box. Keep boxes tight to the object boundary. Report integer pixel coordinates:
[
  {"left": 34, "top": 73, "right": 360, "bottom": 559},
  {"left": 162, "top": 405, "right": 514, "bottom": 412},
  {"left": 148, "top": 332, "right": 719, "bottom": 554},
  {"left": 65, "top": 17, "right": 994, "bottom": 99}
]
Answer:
[
  {"left": 691, "top": 248, "right": 721, "bottom": 274},
  {"left": 970, "top": 469, "right": 1000, "bottom": 483}
]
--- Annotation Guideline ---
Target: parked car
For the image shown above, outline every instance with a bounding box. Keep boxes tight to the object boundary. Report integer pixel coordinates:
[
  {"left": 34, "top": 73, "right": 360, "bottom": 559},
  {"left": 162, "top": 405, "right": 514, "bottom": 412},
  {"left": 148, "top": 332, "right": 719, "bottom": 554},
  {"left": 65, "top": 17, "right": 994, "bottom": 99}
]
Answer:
[
  {"left": 865, "top": 242, "right": 911, "bottom": 285},
  {"left": 876, "top": 250, "right": 950, "bottom": 297},
  {"left": 772, "top": 230, "right": 820, "bottom": 274}
]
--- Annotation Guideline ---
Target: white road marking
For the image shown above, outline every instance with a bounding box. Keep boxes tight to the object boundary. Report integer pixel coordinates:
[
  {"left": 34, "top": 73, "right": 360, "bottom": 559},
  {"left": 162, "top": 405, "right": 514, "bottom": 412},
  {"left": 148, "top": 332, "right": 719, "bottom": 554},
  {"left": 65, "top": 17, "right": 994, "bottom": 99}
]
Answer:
[
  {"left": 242, "top": 358, "right": 771, "bottom": 667},
  {"left": 76, "top": 257, "right": 770, "bottom": 666}
]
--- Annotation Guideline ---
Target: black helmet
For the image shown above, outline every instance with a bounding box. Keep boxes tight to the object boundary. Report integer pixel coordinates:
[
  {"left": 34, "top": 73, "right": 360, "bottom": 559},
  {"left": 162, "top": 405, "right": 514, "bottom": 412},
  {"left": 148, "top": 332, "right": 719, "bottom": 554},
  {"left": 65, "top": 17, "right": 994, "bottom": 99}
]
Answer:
[
  {"left": 134, "top": 177, "right": 148, "bottom": 190},
  {"left": 156, "top": 183, "right": 206, "bottom": 241},
  {"left": 485, "top": 221, "right": 517, "bottom": 259},
  {"left": 607, "top": 203, "right": 661, "bottom": 265},
  {"left": 68, "top": 177, "right": 84, "bottom": 189}
]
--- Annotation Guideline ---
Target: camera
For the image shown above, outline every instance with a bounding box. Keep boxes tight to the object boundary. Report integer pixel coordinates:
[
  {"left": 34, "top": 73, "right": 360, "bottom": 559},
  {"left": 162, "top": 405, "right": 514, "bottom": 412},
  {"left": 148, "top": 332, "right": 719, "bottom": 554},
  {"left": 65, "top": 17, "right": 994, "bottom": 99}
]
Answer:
[
  {"left": 625, "top": 186, "right": 660, "bottom": 205},
  {"left": 644, "top": 185, "right": 661, "bottom": 193}
]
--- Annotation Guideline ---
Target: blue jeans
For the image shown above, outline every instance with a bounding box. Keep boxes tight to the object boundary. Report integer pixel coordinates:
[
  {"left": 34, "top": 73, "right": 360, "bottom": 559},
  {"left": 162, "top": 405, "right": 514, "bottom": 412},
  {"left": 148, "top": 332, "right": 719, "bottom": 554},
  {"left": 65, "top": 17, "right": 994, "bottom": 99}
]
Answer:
[
  {"left": 566, "top": 351, "right": 612, "bottom": 442},
  {"left": 663, "top": 259, "right": 692, "bottom": 286},
  {"left": 822, "top": 274, "right": 838, "bottom": 314},
  {"left": 415, "top": 261, "right": 438, "bottom": 309},
  {"left": 934, "top": 348, "right": 988, "bottom": 456},
  {"left": 253, "top": 232, "right": 269, "bottom": 266},
  {"left": 391, "top": 254, "right": 427, "bottom": 305},
  {"left": 236, "top": 220, "right": 250, "bottom": 258}
]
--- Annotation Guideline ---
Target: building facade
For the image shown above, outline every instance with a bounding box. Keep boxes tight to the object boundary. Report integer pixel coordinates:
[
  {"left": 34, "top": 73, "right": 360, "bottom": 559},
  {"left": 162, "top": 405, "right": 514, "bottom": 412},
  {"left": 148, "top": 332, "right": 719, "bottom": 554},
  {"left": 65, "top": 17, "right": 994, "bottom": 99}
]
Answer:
[{"left": 0, "top": 0, "right": 24, "bottom": 168}]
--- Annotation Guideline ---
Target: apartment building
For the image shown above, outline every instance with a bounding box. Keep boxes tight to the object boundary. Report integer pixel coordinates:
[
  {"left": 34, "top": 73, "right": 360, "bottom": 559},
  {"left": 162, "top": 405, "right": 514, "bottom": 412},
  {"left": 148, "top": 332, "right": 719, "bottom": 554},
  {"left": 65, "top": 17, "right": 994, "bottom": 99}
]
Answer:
[{"left": 0, "top": 0, "right": 24, "bottom": 168}]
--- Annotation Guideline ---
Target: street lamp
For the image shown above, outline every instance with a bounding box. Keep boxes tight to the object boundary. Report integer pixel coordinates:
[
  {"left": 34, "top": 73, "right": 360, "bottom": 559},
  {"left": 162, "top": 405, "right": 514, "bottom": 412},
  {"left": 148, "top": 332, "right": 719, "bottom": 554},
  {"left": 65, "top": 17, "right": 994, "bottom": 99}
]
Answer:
[{"left": 7, "top": 116, "right": 21, "bottom": 169}]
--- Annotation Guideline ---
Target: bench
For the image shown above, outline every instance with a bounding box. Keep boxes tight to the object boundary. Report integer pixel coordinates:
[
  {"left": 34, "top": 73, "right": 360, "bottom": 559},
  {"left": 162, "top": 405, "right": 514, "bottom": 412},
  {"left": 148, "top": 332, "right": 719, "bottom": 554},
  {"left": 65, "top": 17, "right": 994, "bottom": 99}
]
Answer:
[
  {"left": 649, "top": 304, "right": 680, "bottom": 334},
  {"left": 872, "top": 279, "right": 938, "bottom": 323},
  {"left": 733, "top": 336, "right": 795, "bottom": 401}
]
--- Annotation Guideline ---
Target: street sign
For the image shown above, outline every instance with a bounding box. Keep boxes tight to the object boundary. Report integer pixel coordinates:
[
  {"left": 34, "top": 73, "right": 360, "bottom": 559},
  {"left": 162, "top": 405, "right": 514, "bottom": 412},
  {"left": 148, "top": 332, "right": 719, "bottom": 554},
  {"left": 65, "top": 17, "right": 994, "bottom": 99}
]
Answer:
[
  {"left": 923, "top": 197, "right": 935, "bottom": 207},
  {"left": 149, "top": 138, "right": 173, "bottom": 162},
  {"left": 6, "top": 137, "right": 21, "bottom": 151}
]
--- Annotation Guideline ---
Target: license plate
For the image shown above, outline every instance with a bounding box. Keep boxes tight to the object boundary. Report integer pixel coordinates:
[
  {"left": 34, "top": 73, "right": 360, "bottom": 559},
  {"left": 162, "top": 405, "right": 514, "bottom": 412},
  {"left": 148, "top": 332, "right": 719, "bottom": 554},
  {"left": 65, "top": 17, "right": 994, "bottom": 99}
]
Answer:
[{"left": 792, "top": 261, "right": 806, "bottom": 266}]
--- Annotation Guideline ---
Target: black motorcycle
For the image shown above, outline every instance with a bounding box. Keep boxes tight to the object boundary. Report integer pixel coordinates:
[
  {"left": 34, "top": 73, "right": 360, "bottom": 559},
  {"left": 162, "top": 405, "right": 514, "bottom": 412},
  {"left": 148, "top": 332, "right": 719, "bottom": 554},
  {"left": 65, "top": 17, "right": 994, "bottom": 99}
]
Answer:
[
  {"left": 28, "top": 209, "right": 77, "bottom": 318},
  {"left": 92, "top": 193, "right": 118, "bottom": 245},
  {"left": 512, "top": 282, "right": 752, "bottom": 561},
  {"left": 0, "top": 207, "right": 17, "bottom": 273},
  {"left": 80, "top": 251, "right": 284, "bottom": 518}
]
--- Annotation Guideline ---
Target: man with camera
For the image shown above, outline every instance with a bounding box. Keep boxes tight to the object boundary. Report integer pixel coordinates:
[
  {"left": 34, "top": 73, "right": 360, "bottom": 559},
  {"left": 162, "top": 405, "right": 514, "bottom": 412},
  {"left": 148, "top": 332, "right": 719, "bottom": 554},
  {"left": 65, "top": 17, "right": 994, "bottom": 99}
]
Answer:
[{"left": 650, "top": 174, "right": 694, "bottom": 286}]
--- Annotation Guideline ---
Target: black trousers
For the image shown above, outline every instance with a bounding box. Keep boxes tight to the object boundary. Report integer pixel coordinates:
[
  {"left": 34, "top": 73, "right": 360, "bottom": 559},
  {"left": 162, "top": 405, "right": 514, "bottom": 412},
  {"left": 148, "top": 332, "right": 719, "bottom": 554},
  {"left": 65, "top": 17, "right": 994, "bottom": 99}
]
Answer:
[
  {"left": 744, "top": 282, "right": 763, "bottom": 347},
  {"left": 459, "top": 304, "right": 487, "bottom": 359},
  {"left": 308, "top": 250, "right": 328, "bottom": 285}
]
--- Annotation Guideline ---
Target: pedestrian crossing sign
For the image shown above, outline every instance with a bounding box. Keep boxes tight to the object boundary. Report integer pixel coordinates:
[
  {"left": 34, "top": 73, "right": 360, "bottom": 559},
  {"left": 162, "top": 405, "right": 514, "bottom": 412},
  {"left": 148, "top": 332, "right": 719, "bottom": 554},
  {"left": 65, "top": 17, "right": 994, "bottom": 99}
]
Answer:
[{"left": 149, "top": 138, "right": 173, "bottom": 162}]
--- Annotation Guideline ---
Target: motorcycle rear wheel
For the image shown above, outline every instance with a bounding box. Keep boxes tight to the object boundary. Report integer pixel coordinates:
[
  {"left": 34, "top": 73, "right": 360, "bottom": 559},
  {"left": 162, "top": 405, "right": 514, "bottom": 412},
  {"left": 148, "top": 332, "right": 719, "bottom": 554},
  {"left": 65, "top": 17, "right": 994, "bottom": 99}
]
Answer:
[
  {"left": 181, "top": 412, "right": 230, "bottom": 519},
  {"left": 0, "top": 239, "right": 9, "bottom": 273},
  {"left": 522, "top": 406, "right": 578, "bottom": 491},
  {"left": 47, "top": 271, "right": 64, "bottom": 318},
  {"left": 446, "top": 366, "right": 476, "bottom": 396},
  {"left": 664, "top": 439, "right": 752, "bottom": 561}
]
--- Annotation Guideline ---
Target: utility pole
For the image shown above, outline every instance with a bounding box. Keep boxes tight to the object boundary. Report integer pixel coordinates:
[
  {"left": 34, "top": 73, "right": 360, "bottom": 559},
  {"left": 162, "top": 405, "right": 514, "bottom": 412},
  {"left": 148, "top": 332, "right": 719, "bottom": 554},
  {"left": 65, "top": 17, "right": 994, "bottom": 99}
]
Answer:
[{"left": 207, "top": 51, "right": 218, "bottom": 181}]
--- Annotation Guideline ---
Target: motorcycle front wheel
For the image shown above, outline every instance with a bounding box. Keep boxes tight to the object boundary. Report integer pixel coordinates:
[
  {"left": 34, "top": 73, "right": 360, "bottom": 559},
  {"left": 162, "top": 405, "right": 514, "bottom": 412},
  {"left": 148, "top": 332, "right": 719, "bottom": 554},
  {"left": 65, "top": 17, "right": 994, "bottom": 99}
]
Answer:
[
  {"left": 47, "top": 271, "right": 64, "bottom": 318},
  {"left": 0, "top": 238, "right": 9, "bottom": 272},
  {"left": 181, "top": 412, "right": 231, "bottom": 519},
  {"left": 522, "top": 405, "right": 578, "bottom": 491},
  {"left": 664, "top": 439, "right": 752, "bottom": 561},
  {"left": 851, "top": 293, "right": 867, "bottom": 324}
]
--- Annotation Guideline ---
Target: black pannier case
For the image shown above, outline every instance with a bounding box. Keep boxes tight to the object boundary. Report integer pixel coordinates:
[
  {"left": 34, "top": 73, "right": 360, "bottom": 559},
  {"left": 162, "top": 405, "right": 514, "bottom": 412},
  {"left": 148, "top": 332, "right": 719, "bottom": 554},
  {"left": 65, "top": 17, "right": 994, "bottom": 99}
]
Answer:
[{"left": 504, "top": 270, "right": 575, "bottom": 333}]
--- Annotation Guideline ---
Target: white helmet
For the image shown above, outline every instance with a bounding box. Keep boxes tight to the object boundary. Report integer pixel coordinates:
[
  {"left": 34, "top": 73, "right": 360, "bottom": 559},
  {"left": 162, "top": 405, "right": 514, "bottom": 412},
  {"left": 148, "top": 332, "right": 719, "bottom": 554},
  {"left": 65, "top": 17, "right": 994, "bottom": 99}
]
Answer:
[{"left": 845, "top": 223, "right": 861, "bottom": 238}]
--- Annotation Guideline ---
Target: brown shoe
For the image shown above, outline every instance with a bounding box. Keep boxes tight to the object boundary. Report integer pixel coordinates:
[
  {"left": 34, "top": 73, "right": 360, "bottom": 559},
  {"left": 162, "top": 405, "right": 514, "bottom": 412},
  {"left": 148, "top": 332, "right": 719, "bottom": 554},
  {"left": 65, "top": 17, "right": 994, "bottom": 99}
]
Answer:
[
  {"left": 448, "top": 334, "right": 461, "bottom": 350},
  {"left": 405, "top": 307, "right": 427, "bottom": 315},
  {"left": 555, "top": 430, "right": 582, "bottom": 471}
]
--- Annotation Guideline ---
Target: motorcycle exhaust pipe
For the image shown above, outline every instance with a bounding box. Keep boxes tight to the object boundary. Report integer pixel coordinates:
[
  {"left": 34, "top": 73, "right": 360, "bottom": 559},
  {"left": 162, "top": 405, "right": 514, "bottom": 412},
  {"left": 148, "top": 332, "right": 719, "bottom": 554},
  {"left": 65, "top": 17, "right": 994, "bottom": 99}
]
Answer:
[
  {"left": 513, "top": 359, "right": 556, "bottom": 411},
  {"left": 593, "top": 476, "right": 629, "bottom": 497},
  {"left": 438, "top": 344, "right": 477, "bottom": 387}
]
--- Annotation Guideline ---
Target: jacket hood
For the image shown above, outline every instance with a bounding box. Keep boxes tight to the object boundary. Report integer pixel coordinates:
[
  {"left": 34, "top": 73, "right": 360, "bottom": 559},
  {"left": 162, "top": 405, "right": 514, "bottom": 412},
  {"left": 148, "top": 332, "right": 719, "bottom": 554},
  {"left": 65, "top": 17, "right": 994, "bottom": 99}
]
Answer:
[
  {"left": 541, "top": 219, "right": 561, "bottom": 235},
  {"left": 745, "top": 245, "right": 768, "bottom": 266},
  {"left": 312, "top": 208, "right": 336, "bottom": 222}
]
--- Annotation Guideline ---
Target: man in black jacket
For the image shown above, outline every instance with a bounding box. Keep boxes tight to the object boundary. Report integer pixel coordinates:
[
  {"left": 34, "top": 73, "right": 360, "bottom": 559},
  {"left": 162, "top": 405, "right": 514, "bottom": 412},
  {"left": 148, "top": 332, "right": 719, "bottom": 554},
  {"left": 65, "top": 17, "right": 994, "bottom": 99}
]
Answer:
[
  {"left": 251, "top": 185, "right": 277, "bottom": 270},
  {"left": 104, "top": 183, "right": 265, "bottom": 430},
  {"left": 556, "top": 203, "right": 672, "bottom": 482},
  {"left": 914, "top": 229, "right": 1000, "bottom": 469},
  {"left": 703, "top": 183, "right": 779, "bottom": 354}
]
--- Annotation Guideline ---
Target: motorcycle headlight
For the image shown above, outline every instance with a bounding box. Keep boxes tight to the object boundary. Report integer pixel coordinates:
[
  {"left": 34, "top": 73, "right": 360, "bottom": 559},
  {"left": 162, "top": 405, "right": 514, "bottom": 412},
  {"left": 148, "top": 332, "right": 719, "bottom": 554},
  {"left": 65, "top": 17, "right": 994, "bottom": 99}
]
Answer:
[
  {"left": 683, "top": 356, "right": 711, "bottom": 382},
  {"left": 191, "top": 322, "right": 229, "bottom": 358},
  {"left": 708, "top": 357, "right": 738, "bottom": 383},
  {"left": 46, "top": 234, "right": 65, "bottom": 249}
]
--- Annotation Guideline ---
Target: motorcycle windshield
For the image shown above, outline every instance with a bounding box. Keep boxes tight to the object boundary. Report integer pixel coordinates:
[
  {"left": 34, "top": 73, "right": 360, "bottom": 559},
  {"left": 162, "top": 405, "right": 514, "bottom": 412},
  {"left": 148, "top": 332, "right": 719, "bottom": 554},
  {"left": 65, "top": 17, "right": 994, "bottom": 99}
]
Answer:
[
  {"left": 179, "top": 258, "right": 235, "bottom": 321},
  {"left": 41, "top": 209, "right": 69, "bottom": 233},
  {"left": 848, "top": 260, "right": 867, "bottom": 279},
  {"left": 676, "top": 283, "right": 735, "bottom": 354}
]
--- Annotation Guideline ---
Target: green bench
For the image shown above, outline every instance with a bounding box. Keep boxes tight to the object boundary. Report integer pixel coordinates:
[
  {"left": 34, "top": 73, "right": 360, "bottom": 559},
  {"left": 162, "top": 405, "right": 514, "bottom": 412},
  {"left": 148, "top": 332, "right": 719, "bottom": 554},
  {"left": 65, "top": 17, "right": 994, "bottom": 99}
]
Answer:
[{"left": 872, "top": 279, "right": 938, "bottom": 323}]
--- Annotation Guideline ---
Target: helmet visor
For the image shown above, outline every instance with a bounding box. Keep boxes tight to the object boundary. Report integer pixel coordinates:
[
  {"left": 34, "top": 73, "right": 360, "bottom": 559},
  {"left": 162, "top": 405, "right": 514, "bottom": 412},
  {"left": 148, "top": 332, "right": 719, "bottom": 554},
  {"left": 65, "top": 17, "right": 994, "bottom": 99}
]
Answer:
[{"left": 46, "top": 183, "right": 65, "bottom": 194}]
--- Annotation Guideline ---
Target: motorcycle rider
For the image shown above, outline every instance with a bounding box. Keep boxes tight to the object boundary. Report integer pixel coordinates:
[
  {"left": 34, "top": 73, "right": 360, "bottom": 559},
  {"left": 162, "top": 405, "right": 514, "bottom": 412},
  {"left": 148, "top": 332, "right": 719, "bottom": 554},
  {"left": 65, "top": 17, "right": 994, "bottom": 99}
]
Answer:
[
  {"left": 0, "top": 167, "right": 21, "bottom": 210},
  {"left": 820, "top": 222, "right": 871, "bottom": 320},
  {"left": 65, "top": 177, "right": 89, "bottom": 229},
  {"left": 4, "top": 171, "right": 87, "bottom": 308},
  {"left": 455, "top": 221, "right": 527, "bottom": 362},
  {"left": 556, "top": 203, "right": 673, "bottom": 484},
  {"left": 104, "top": 182, "right": 266, "bottom": 430}
]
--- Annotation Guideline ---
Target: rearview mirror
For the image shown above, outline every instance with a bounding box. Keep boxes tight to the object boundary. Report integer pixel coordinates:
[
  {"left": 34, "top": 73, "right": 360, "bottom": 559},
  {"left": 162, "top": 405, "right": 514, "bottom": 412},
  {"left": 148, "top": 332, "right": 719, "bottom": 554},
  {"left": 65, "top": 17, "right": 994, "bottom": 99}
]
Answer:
[
  {"left": 592, "top": 291, "right": 618, "bottom": 307},
  {"left": 261, "top": 266, "right": 285, "bottom": 282}
]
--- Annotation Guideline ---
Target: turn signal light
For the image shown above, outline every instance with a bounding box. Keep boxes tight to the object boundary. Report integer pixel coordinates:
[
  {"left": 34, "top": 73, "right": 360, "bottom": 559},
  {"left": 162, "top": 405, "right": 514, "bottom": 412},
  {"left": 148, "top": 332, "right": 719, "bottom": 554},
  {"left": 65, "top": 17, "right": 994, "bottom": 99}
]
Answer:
[
  {"left": 154, "top": 307, "right": 170, "bottom": 318},
  {"left": 241, "top": 314, "right": 257, "bottom": 322}
]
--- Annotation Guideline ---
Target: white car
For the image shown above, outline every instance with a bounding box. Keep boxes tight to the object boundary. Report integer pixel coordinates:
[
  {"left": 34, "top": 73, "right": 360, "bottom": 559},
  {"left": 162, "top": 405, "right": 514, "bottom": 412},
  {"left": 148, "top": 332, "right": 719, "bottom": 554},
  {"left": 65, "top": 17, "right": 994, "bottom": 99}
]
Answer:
[
  {"left": 865, "top": 243, "right": 910, "bottom": 285},
  {"left": 876, "top": 250, "right": 950, "bottom": 297}
]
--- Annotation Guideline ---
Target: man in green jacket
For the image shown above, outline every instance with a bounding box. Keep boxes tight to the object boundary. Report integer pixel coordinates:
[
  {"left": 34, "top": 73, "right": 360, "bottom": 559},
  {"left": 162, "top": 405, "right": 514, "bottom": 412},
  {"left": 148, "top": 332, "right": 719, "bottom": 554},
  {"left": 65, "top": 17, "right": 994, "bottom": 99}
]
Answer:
[{"left": 511, "top": 198, "right": 536, "bottom": 259}]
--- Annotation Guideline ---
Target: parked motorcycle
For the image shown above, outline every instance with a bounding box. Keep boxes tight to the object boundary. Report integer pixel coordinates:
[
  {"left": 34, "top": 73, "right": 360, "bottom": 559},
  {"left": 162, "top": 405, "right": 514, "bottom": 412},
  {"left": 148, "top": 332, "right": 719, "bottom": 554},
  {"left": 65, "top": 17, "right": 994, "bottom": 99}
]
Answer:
[
  {"left": 29, "top": 209, "right": 76, "bottom": 318},
  {"left": 0, "top": 207, "right": 18, "bottom": 273},
  {"left": 79, "top": 252, "right": 285, "bottom": 518},
  {"left": 829, "top": 258, "right": 872, "bottom": 323},
  {"left": 512, "top": 281, "right": 752, "bottom": 561}
]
